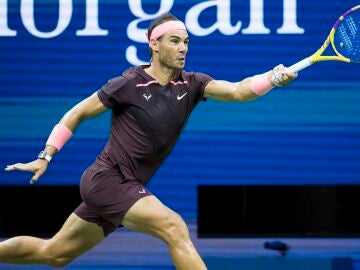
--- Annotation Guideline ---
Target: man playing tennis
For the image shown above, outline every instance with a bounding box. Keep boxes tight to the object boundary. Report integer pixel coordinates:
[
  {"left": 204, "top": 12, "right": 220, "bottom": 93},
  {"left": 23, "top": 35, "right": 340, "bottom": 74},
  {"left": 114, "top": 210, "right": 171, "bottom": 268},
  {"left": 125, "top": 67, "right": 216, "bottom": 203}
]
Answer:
[{"left": 3, "top": 13, "right": 297, "bottom": 269}]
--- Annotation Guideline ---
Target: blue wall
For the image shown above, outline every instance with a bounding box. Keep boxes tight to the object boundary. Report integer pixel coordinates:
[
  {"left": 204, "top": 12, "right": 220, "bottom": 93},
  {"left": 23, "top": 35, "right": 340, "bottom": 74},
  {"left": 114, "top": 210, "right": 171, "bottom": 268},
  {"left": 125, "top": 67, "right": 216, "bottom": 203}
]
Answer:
[{"left": 1, "top": 0, "right": 360, "bottom": 219}]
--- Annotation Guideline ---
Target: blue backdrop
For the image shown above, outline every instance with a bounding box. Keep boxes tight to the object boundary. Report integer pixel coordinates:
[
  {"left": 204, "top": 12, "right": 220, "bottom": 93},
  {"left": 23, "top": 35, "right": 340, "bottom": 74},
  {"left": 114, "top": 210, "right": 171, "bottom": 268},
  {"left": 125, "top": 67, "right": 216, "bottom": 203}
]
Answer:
[{"left": 1, "top": 0, "right": 360, "bottom": 219}]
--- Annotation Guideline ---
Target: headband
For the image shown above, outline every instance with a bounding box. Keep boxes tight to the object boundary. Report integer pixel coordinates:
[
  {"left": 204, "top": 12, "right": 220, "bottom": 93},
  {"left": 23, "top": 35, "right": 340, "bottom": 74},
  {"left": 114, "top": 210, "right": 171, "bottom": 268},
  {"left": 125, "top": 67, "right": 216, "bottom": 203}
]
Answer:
[{"left": 149, "top": 20, "right": 187, "bottom": 41}]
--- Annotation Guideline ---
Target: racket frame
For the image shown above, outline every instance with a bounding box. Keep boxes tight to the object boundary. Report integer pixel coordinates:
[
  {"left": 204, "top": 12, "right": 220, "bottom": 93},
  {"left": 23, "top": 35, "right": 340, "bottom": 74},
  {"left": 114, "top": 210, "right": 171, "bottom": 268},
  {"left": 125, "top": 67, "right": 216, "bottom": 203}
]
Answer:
[{"left": 287, "top": 5, "right": 360, "bottom": 73}]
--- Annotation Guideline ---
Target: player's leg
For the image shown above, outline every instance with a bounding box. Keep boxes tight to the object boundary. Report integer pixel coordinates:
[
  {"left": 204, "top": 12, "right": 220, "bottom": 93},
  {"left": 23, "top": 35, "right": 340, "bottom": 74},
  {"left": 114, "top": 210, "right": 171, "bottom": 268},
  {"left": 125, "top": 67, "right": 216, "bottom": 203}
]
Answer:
[
  {"left": 0, "top": 212, "right": 104, "bottom": 267},
  {"left": 122, "top": 195, "right": 207, "bottom": 270}
]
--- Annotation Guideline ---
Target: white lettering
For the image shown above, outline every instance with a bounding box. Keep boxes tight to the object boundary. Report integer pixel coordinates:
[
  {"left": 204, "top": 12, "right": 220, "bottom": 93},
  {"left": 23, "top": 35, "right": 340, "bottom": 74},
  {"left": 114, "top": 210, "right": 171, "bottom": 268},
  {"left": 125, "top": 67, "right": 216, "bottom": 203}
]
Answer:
[
  {"left": 1, "top": 0, "right": 305, "bottom": 44},
  {"left": 20, "top": 0, "right": 72, "bottom": 38},
  {"left": 127, "top": 0, "right": 173, "bottom": 43},
  {"left": 242, "top": 0, "right": 270, "bottom": 34},
  {"left": 126, "top": 0, "right": 173, "bottom": 65},
  {"left": 185, "top": 0, "right": 241, "bottom": 36},
  {"left": 277, "top": 0, "right": 304, "bottom": 34},
  {"left": 0, "top": 0, "right": 17, "bottom": 36},
  {"left": 126, "top": 45, "right": 149, "bottom": 65},
  {"left": 76, "top": 0, "right": 108, "bottom": 36}
]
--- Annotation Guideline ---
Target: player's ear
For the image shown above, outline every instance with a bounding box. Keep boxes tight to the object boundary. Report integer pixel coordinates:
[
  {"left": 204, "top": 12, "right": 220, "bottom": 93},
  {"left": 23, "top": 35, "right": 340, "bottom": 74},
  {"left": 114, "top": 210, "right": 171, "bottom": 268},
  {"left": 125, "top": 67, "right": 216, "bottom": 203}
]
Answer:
[{"left": 149, "top": 39, "right": 159, "bottom": 53}]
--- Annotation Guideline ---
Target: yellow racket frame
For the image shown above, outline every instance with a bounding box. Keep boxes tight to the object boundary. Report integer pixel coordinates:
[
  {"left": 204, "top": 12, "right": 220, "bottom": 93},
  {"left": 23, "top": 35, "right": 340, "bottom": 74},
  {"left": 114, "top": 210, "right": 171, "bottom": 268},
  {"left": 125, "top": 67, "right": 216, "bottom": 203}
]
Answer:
[
  {"left": 288, "top": 5, "right": 360, "bottom": 72},
  {"left": 311, "top": 28, "right": 350, "bottom": 63}
]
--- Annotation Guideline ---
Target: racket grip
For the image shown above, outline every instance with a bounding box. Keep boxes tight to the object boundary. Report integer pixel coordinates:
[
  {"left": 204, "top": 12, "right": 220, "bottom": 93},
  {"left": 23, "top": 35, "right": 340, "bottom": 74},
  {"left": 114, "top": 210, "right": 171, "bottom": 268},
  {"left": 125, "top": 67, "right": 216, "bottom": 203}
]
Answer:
[{"left": 287, "top": 57, "right": 312, "bottom": 73}]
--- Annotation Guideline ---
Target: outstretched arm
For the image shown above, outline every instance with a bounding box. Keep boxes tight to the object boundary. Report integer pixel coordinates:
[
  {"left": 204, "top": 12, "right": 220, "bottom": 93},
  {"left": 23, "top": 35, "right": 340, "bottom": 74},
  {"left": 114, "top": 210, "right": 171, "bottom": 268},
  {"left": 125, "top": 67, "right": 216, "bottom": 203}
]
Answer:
[
  {"left": 5, "top": 92, "right": 108, "bottom": 184},
  {"left": 204, "top": 65, "right": 297, "bottom": 102}
]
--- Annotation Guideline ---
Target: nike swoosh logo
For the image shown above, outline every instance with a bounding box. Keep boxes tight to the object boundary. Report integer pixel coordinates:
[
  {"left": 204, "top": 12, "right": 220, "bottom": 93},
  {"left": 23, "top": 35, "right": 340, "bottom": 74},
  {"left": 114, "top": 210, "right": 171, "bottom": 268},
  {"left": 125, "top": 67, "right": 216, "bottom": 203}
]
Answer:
[{"left": 177, "top": 93, "right": 187, "bottom": 100}]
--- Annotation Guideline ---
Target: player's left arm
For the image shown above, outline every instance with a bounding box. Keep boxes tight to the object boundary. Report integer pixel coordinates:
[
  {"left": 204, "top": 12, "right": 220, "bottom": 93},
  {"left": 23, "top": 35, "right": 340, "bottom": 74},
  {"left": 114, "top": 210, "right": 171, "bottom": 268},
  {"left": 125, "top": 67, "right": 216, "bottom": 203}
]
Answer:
[{"left": 204, "top": 65, "right": 297, "bottom": 102}]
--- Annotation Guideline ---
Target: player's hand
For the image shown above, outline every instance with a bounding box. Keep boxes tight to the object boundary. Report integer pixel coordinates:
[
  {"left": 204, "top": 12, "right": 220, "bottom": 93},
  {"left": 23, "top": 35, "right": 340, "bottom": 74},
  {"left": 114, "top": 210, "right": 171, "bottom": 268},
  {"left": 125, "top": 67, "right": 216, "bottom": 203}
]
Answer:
[
  {"left": 271, "top": 64, "right": 298, "bottom": 87},
  {"left": 5, "top": 159, "right": 49, "bottom": 184}
]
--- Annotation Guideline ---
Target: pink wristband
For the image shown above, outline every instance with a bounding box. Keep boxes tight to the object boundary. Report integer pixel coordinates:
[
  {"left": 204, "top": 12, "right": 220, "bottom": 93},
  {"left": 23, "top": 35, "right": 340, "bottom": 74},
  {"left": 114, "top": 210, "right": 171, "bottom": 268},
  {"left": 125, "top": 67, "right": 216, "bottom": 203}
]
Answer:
[
  {"left": 250, "top": 71, "right": 274, "bottom": 96},
  {"left": 46, "top": 124, "right": 73, "bottom": 151}
]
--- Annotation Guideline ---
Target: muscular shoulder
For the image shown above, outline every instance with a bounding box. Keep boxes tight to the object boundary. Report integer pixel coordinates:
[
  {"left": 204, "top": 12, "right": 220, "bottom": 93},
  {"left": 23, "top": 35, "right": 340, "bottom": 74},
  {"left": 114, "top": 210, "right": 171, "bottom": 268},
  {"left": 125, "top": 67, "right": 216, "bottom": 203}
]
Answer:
[
  {"left": 121, "top": 67, "right": 139, "bottom": 81},
  {"left": 103, "top": 67, "right": 142, "bottom": 93},
  {"left": 182, "top": 71, "right": 214, "bottom": 85},
  {"left": 180, "top": 71, "right": 214, "bottom": 102},
  {"left": 182, "top": 71, "right": 214, "bottom": 93}
]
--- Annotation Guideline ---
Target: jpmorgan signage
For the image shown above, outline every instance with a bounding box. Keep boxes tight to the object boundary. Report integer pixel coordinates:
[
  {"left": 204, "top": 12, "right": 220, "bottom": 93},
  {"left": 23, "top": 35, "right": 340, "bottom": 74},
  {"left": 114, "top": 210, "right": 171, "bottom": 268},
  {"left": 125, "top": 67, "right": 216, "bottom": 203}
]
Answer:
[
  {"left": 1, "top": 0, "right": 360, "bottom": 190},
  {"left": 1, "top": 0, "right": 304, "bottom": 65}
]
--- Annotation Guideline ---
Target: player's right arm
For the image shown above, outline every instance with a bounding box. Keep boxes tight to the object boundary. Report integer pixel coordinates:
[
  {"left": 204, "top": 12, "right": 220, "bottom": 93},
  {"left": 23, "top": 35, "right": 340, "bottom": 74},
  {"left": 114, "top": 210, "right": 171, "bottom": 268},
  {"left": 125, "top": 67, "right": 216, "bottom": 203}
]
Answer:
[
  {"left": 5, "top": 92, "right": 108, "bottom": 184},
  {"left": 59, "top": 91, "right": 108, "bottom": 132}
]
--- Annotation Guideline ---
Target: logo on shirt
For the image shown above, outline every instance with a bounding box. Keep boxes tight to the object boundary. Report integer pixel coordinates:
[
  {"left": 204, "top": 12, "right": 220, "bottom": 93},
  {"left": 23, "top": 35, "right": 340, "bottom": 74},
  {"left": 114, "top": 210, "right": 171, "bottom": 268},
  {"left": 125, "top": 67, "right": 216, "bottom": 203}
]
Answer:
[
  {"left": 143, "top": 93, "right": 152, "bottom": 101},
  {"left": 177, "top": 92, "right": 187, "bottom": 100}
]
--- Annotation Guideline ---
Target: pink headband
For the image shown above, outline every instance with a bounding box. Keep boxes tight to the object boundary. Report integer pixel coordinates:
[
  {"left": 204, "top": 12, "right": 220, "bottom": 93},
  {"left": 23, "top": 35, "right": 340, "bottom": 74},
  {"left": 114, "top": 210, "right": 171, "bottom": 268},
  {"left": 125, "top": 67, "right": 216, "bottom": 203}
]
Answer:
[{"left": 149, "top": 20, "right": 187, "bottom": 41}]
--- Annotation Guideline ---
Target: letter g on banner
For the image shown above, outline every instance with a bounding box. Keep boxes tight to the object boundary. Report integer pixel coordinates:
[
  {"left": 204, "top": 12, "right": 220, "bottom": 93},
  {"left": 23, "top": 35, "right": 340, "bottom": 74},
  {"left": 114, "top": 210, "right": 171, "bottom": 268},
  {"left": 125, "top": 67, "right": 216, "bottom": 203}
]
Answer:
[
  {"left": 126, "top": 0, "right": 174, "bottom": 65},
  {"left": 21, "top": 0, "right": 72, "bottom": 38},
  {"left": 185, "top": 0, "right": 241, "bottom": 36}
]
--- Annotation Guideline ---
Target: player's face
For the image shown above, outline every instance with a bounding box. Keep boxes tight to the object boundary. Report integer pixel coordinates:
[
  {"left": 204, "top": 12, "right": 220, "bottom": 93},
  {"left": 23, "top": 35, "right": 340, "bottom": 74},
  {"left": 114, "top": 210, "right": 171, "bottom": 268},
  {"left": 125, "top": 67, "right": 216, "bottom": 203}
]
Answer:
[{"left": 157, "top": 30, "right": 189, "bottom": 70}]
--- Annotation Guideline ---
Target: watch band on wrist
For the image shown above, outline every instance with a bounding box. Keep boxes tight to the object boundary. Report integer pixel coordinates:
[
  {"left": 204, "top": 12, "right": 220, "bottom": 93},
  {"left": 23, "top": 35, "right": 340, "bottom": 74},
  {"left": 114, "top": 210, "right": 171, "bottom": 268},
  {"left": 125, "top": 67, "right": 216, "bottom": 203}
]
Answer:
[{"left": 38, "top": 151, "right": 52, "bottom": 163}]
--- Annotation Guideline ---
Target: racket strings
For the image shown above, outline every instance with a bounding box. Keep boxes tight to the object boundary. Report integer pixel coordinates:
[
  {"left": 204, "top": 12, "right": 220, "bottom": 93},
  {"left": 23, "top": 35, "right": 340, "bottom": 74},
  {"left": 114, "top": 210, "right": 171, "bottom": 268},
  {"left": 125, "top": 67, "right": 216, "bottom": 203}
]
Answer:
[
  {"left": 345, "top": 16, "right": 357, "bottom": 38},
  {"left": 351, "top": 18, "right": 360, "bottom": 61},
  {"left": 337, "top": 14, "right": 360, "bottom": 61},
  {"left": 338, "top": 24, "right": 353, "bottom": 53}
]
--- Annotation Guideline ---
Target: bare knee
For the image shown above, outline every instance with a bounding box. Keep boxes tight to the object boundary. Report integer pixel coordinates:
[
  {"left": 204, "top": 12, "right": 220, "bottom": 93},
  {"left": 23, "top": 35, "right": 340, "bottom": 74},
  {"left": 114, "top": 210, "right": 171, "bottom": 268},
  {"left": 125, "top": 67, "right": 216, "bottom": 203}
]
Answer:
[
  {"left": 47, "top": 257, "right": 74, "bottom": 268},
  {"left": 160, "top": 213, "right": 191, "bottom": 247},
  {"left": 41, "top": 240, "right": 76, "bottom": 268}
]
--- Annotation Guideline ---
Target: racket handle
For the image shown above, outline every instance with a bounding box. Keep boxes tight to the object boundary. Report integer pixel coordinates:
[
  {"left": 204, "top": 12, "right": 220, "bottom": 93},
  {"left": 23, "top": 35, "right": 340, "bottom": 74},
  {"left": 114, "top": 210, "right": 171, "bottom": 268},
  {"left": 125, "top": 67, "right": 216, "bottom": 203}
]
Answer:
[{"left": 287, "top": 57, "right": 313, "bottom": 73}]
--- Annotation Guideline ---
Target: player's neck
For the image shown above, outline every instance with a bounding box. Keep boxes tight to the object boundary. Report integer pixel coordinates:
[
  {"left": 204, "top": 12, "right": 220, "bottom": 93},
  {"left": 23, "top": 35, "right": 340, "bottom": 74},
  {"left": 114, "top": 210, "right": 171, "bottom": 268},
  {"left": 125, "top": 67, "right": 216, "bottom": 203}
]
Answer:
[{"left": 145, "top": 63, "right": 179, "bottom": 86}]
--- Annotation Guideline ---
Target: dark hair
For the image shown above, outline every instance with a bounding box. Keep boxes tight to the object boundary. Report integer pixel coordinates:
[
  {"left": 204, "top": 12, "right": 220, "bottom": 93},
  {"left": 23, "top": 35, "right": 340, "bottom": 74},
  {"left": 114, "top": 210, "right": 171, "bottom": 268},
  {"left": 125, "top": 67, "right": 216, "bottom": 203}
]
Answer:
[
  {"left": 147, "top": 12, "right": 181, "bottom": 57},
  {"left": 147, "top": 12, "right": 181, "bottom": 41}
]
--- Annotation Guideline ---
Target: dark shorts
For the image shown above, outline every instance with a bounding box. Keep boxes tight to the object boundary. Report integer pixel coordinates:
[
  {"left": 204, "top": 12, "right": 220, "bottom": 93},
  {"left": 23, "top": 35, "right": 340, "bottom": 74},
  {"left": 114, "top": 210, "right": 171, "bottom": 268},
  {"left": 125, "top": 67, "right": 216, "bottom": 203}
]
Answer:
[{"left": 73, "top": 162, "right": 152, "bottom": 237}]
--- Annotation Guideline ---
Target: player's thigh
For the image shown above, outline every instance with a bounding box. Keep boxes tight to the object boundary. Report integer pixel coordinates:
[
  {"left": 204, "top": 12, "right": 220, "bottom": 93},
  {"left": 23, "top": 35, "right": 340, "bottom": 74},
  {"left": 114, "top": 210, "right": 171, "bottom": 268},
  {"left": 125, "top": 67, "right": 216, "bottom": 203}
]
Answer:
[
  {"left": 46, "top": 213, "right": 104, "bottom": 258},
  {"left": 122, "top": 195, "right": 187, "bottom": 241}
]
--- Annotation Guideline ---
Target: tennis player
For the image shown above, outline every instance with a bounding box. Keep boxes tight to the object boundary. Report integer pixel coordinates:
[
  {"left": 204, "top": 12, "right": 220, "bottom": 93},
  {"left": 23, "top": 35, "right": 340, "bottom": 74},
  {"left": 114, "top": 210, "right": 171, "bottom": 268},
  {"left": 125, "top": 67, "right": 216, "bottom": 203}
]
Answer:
[{"left": 3, "top": 13, "right": 297, "bottom": 269}]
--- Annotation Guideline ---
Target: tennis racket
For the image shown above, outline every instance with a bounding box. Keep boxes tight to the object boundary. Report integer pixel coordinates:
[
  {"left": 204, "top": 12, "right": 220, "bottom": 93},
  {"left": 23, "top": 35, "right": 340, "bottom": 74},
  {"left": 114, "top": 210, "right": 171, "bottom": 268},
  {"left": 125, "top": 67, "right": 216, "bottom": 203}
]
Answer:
[{"left": 287, "top": 5, "right": 360, "bottom": 73}]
